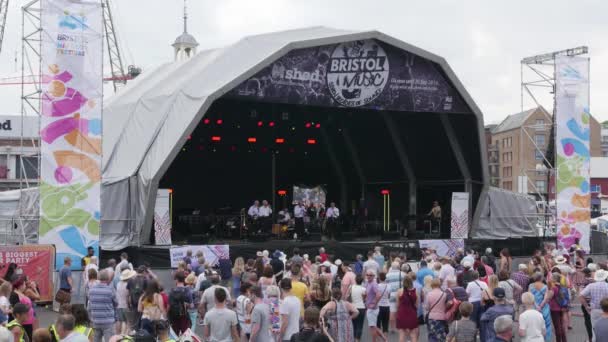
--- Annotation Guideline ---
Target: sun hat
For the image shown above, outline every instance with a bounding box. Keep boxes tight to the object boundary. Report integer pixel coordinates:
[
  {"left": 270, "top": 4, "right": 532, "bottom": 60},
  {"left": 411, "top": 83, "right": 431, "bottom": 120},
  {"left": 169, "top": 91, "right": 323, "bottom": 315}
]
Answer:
[
  {"left": 463, "top": 260, "right": 472, "bottom": 268},
  {"left": 594, "top": 269, "right": 608, "bottom": 282},
  {"left": 322, "top": 261, "right": 332, "bottom": 267},
  {"left": 334, "top": 259, "right": 342, "bottom": 266},
  {"left": 554, "top": 256, "right": 567, "bottom": 265},
  {"left": 120, "top": 269, "right": 136, "bottom": 281}
]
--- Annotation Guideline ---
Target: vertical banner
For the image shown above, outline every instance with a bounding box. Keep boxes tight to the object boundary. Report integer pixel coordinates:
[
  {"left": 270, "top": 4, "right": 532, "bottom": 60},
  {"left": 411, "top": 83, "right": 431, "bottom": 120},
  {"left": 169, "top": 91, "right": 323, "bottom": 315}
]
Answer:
[
  {"left": 40, "top": 0, "right": 103, "bottom": 269},
  {"left": 555, "top": 56, "right": 590, "bottom": 251},
  {"left": 0, "top": 245, "right": 56, "bottom": 302},
  {"left": 154, "top": 189, "right": 172, "bottom": 245},
  {"left": 450, "top": 192, "right": 469, "bottom": 238}
]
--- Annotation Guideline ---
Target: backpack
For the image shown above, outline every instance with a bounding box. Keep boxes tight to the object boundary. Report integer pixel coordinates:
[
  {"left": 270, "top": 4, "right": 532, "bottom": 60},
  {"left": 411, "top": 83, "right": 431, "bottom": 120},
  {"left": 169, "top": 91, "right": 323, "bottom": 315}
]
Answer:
[
  {"left": 128, "top": 277, "right": 146, "bottom": 309},
  {"left": 556, "top": 285, "right": 570, "bottom": 308},
  {"left": 168, "top": 287, "right": 188, "bottom": 319}
]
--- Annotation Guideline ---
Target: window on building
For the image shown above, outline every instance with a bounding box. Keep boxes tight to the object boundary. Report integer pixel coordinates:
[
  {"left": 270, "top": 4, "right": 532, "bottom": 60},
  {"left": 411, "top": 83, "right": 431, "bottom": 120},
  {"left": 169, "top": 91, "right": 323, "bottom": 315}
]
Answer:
[
  {"left": 503, "top": 167, "right": 512, "bottom": 177},
  {"left": 534, "top": 135, "right": 546, "bottom": 147},
  {"left": 503, "top": 181, "right": 512, "bottom": 190},
  {"left": 602, "top": 136, "right": 608, "bottom": 143},
  {"left": 16, "top": 156, "right": 39, "bottom": 180},
  {"left": 536, "top": 119, "right": 545, "bottom": 126},
  {"left": 502, "top": 152, "right": 512, "bottom": 162},
  {"left": 603, "top": 151, "right": 608, "bottom": 157},
  {"left": 535, "top": 150, "right": 544, "bottom": 160},
  {"left": 591, "top": 184, "right": 601, "bottom": 193},
  {"left": 0, "top": 155, "right": 6, "bottom": 179},
  {"left": 535, "top": 180, "right": 547, "bottom": 193}
]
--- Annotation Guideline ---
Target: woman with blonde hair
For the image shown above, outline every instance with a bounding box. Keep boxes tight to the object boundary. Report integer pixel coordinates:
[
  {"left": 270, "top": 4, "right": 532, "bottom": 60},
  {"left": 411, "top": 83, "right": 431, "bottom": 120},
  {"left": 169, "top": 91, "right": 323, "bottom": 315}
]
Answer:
[
  {"left": 311, "top": 275, "right": 332, "bottom": 309},
  {"left": 232, "top": 256, "right": 245, "bottom": 297},
  {"left": 421, "top": 275, "right": 433, "bottom": 319},
  {"left": 482, "top": 274, "right": 498, "bottom": 311}
]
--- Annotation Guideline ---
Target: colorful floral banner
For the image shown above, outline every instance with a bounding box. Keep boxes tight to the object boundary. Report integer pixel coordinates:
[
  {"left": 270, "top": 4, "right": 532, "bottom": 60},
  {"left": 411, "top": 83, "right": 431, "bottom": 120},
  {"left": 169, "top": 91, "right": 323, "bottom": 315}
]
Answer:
[
  {"left": 450, "top": 192, "right": 469, "bottom": 238},
  {"left": 154, "top": 189, "right": 172, "bottom": 245},
  {"left": 40, "top": 0, "right": 103, "bottom": 269},
  {"left": 555, "top": 56, "right": 590, "bottom": 251}
]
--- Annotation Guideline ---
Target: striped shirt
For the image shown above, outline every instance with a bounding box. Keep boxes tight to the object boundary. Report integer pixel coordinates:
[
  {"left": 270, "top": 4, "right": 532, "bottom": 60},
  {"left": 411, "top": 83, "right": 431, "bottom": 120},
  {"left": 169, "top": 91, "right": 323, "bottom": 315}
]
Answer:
[
  {"left": 88, "top": 283, "right": 117, "bottom": 326},
  {"left": 386, "top": 270, "right": 405, "bottom": 302}
]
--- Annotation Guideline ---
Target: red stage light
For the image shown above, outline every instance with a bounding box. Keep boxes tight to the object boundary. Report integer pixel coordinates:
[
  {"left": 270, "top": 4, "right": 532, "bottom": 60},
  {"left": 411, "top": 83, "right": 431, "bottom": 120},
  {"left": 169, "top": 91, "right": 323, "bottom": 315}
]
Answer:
[
  {"left": 248, "top": 137, "right": 257, "bottom": 143},
  {"left": 257, "top": 121, "right": 263, "bottom": 127},
  {"left": 168, "top": 189, "right": 173, "bottom": 194},
  {"left": 307, "top": 139, "right": 316, "bottom": 145},
  {"left": 187, "top": 135, "right": 192, "bottom": 140},
  {"left": 305, "top": 123, "right": 311, "bottom": 128},
  {"left": 277, "top": 190, "right": 287, "bottom": 196},
  {"left": 211, "top": 136, "right": 221, "bottom": 142},
  {"left": 315, "top": 123, "right": 321, "bottom": 128},
  {"left": 381, "top": 189, "right": 390, "bottom": 195},
  {"left": 269, "top": 121, "right": 275, "bottom": 127},
  {"left": 275, "top": 138, "right": 285, "bottom": 144},
  {"left": 203, "top": 119, "right": 210, "bottom": 124},
  {"left": 216, "top": 119, "right": 223, "bottom": 125}
]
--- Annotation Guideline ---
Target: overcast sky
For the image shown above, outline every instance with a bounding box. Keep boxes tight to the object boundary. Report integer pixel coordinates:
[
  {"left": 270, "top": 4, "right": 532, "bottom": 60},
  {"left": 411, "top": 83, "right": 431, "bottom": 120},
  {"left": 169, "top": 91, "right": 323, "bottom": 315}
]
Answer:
[{"left": 0, "top": 0, "right": 606, "bottom": 124}]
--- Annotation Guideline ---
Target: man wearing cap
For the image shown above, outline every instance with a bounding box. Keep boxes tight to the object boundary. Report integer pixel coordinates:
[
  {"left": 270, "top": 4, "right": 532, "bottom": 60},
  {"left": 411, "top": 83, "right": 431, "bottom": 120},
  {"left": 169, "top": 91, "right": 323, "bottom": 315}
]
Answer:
[
  {"left": 579, "top": 269, "right": 608, "bottom": 339},
  {"left": 457, "top": 260, "right": 474, "bottom": 288},
  {"left": 480, "top": 287, "right": 514, "bottom": 342}
]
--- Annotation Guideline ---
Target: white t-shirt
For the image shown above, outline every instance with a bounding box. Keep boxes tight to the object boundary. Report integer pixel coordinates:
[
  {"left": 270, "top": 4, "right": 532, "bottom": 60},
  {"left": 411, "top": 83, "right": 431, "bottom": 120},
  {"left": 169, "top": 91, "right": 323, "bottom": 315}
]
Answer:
[
  {"left": 202, "top": 285, "right": 231, "bottom": 311},
  {"left": 363, "top": 259, "right": 380, "bottom": 275},
  {"left": 439, "top": 264, "right": 455, "bottom": 288},
  {"left": 377, "top": 283, "right": 390, "bottom": 307},
  {"left": 279, "top": 295, "right": 301, "bottom": 340},
  {"left": 519, "top": 309, "right": 546, "bottom": 342},
  {"left": 351, "top": 285, "right": 366, "bottom": 309},
  {"left": 235, "top": 295, "right": 251, "bottom": 334},
  {"left": 465, "top": 280, "right": 488, "bottom": 302},
  {"left": 203, "top": 307, "right": 237, "bottom": 342}
]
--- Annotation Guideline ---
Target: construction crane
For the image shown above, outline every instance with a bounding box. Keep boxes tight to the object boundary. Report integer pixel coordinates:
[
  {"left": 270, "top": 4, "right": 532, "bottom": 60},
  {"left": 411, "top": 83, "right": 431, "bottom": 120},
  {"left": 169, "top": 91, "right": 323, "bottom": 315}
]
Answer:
[{"left": 0, "top": 0, "right": 140, "bottom": 90}]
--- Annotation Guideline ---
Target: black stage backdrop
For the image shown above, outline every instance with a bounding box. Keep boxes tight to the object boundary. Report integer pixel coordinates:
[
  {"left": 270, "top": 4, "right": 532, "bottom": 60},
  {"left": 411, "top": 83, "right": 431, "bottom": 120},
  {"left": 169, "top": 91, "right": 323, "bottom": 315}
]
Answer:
[{"left": 227, "top": 39, "right": 471, "bottom": 114}]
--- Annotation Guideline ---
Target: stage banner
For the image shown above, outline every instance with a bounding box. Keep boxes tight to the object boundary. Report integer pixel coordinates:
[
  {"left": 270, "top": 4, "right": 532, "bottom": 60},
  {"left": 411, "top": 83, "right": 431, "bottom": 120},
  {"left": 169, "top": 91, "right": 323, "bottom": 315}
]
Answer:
[
  {"left": 169, "top": 245, "right": 230, "bottom": 268},
  {"left": 154, "top": 189, "right": 172, "bottom": 245},
  {"left": 419, "top": 239, "right": 464, "bottom": 257},
  {"left": 555, "top": 56, "right": 590, "bottom": 251},
  {"left": 40, "top": 0, "right": 103, "bottom": 270},
  {"left": 450, "top": 192, "right": 469, "bottom": 238},
  {"left": 0, "top": 245, "right": 55, "bottom": 302},
  {"left": 227, "top": 39, "right": 472, "bottom": 114}
]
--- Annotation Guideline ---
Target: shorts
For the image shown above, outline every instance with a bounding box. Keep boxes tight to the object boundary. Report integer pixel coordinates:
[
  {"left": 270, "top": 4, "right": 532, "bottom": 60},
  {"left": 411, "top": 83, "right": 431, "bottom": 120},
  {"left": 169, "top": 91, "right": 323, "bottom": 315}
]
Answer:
[
  {"left": 390, "top": 302, "right": 397, "bottom": 313},
  {"left": 366, "top": 308, "right": 379, "bottom": 327},
  {"left": 116, "top": 308, "right": 128, "bottom": 322}
]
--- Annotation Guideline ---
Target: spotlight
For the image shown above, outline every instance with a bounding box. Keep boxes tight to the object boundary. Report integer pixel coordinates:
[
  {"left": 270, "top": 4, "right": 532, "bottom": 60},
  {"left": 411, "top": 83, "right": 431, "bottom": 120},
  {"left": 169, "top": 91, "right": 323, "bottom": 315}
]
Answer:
[
  {"left": 216, "top": 119, "right": 223, "bottom": 125},
  {"left": 307, "top": 139, "right": 316, "bottom": 145},
  {"left": 381, "top": 189, "right": 390, "bottom": 195},
  {"left": 257, "top": 121, "right": 263, "bottom": 127},
  {"left": 211, "top": 136, "right": 221, "bottom": 142},
  {"left": 248, "top": 137, "right": 257, "bottom": 143},
  {"left": 203, "top": 119, "right": 210, "bottom": 124},
  {"left": 315, "top": 123, "right": 321, "bottom": 128},
  {"left": 269, "top": 121, "right": 275, "bottom": 127},
  {"left": 275, "top": 138, "right": 285, "bottom": 144},
  {"left": 305, "top": 123, "right": 311, "bottom": 128},
  {"left": 277, "top": 190, "right": 287, "bottom": 196}
]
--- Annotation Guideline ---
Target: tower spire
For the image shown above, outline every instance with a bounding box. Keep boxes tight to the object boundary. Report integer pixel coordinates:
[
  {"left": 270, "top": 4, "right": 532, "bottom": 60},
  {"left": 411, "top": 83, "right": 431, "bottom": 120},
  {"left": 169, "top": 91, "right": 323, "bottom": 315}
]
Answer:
[{"left": 183, "top": 0, "right": 188, "bottom": 33}]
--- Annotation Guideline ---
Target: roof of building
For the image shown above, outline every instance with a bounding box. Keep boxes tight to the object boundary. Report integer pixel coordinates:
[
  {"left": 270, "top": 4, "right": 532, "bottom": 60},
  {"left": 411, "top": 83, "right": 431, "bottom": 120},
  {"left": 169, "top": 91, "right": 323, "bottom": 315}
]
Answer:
[
  {"left": 492, "top": 107, "right": 546, "bottom": 134},
  {"left": 591, "top": 157, "right": 608, "bottom": 178},
  {"left": 173, "top": 32, "right": 198, "bottom": 47}
]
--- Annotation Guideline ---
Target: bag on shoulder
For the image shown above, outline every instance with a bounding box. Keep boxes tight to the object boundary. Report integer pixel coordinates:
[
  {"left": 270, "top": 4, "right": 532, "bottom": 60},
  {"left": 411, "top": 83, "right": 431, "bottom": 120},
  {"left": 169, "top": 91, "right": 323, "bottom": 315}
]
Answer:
[
  {"left": 556, "top": 285, "right": 570, "bottom": 308},
  {"left": 445, "top": 289, "right": 461, "bottom": 322},
  {"left": 168, "top": 288, "right": 188, "bottom": 319}
]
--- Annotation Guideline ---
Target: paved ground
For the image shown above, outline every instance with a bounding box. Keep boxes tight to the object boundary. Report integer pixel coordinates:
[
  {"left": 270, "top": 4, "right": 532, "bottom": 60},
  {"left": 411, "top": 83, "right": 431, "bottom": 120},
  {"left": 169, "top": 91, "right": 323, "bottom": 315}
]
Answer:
[{"left": 35, "top": 305, "right": 590, "bottom": 342}]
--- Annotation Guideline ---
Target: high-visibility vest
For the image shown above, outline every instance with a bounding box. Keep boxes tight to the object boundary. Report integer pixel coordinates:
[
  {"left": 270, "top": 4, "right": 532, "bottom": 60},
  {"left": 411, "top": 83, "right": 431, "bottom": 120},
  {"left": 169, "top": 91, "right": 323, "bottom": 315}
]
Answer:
[
  {"left": 6, "top": 320, "right": 25, "bottom": 342},
  {"left": 49, "top": 325, "right": 59, "bottom": 342},
  {"left": 74, "top": 326, "right": 92, "bottom": 337}
]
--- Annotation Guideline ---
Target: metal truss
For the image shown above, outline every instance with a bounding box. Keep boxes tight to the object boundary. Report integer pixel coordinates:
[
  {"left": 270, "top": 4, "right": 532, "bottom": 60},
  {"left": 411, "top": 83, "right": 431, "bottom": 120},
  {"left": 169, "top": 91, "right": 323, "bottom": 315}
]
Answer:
[{"left": 102, "top": 0, "right": 126, "bottom": 92}]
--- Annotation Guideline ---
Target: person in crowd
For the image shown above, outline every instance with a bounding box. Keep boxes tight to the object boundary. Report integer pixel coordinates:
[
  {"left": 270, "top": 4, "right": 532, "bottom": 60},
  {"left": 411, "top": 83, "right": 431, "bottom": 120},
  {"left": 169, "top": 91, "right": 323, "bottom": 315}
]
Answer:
[
  {"left": 519, "top": 291, "right": 546, "bottom": 342},
  {"left": 84, "top": 269, "right": 98, "bottom": 309},
  {"left": 11, "top": 277, "right": 35, "bottom": 341},
  {"left": 579, "top": 268, "right": 594, "bottom": 342},
  {"left": 482, "top": 275, "right": 499, "bottom": 312},
  {"left": 493, "top": 315, "right": 514, "bottom": 342},
  {"left": 593, "top": 297, "right": 608, "bottom": 340},
  {"left": 465, "top": 270, "right": 487, "bottom": 328},
  {"left": 55, "top": 315, "right": 88, "bottom": 342},
  {"left": 126, "top": 266, "right": 148, "bottom": 330},
  {"left": 432, "top": 263, "right": 442, "bottom": 278},
  {"left": 291, "top": 248, "right": 304, "bottom": 266},
  {"left": 83, "top": 256, "right": 98, "bottom": 287},
  {"left": 32, "top": 328, "right": 51, "bottom": 342},
  {"left": 416, "top": 261, "right": 434, "bottom": 287},
  {"left": 580, "top": 269, "right": 608, "bottom": 341},
  {"left": 70, "top": 304, "right": 93, "bottom": 342},
  {"left": 7, "top": 303, "right": 29, "bottom": 342},
  {"left": 511, "top": 264, "right": 531, "bottom": 316},
  {"left": 498, "top": 248, "right": 512, "bottom": 275},
  {"left": 425, "top": 278, "right": 451, "bottom": 342},
  {"left": 264, "top": 285, "right": 282, "bottom": 341},
  {"left": 138, "top": 279, "right": 164, "bottom": 335},
  {"left": 484, "top": 248, "right": 496, "bottom": 273},
  {"left": 376, "top": 272, "right": 391, "bottom": 336},
  {"left": 395, "top": 276, "right": 419, "bottom": 342},
  {"left": 549, "top": 273, "right": 568, "bottom": 342},
  {"left": 289, "top": 306, "right": 332, "bottom": 342},
  {"left": 168, "top": 271, "right": 193, "bottom": 336},
  {"left": 248, "top": 285, "right": 270, "bottom": 342},
  {"left": 113, "top": 253, "right": 133, "bottom": 285},
  {"left": 152, "top": 320, "right": 173, "bottom": 342},
  {"left": 340, "top": 262, "right": 357, "bottom": 301},
  {"left": 57, "top": 257, "right": 73, "bottom": 306},
  {"left": 199, "top": 271, "right": 231, "bottom": 317},
  {"left": 235, "top": 282, "right": 253, "bottom": 341},
  {"left": 529, "top": 272, "right": 552, "bottom": 342},
  {"left": 320, "top": 288, "right": 358, "bottom": 341},
  {"left": 447, "top": 275, "right": 468, "bottom": 303},
  {"left": 365, "top": 270, "right": 387, "bottom": 342},
  {"left": 439, "top": 257, "right": 456, "bottom": 289},
  {"left": 386, "top": 261, "right": 405, "bottom": 333},
  {"left": 373, "top": 247, "right": 385, "bottom": 272},
  {"left": 270, "top": 251, "right": 285, "bottom": 282},
  {"left": 0, "top": 282, "right": 11, "bottom": 325},
  {"left": 480, "top": 287, "right": 513, "bottom": 342},
  {"left": 353, "top": 254, "right": 364, "bottom": 276},
  {"left": 218, "top": 255, "right": 232, "bottom": 288},
  {"left": 363, "top": 251, "right": 381, "bottom": 277},
  {"left": 279, "top": 278, "right": 300, "bottom": 341},
  {"left": 349, "top": 274, "right": 366, "bottom": 342},
  {"left": 457, "top": 261, "right": 474, "bottom": 289},
  {"left": 319, "top": 247, "right": 328, "bottom": 263},
  {"left": 1, "top": 264, "right": 19, "bottom": 284},
  {"left": 421, "top": 275, "right": 433, "bottom": 320},
  {"left": 182, "top": 250, "right": 193, "bottom": 267},
  {"left": 87, "top": 270, "right": 116, "bottom": 342},
  {"left": 289, "top": 264, "right": 309, "bottom": 317},
  {"left": 446, "top": 301, "right": 476, "bottom": 342},
  {"left": 258, "top": 265, "right": 275, "bottom": 298},
  {"left": 202, "top": 288, "right": 239, "bottom": 342},
  {"left": 115, "top": 269, "right": 133, "bottom": 335},
  {"left": 497, "top": 270, "right": 522, "bottom": 311},
  {"left": 310, "top": 275, "right": 331, "bottom": 309}
]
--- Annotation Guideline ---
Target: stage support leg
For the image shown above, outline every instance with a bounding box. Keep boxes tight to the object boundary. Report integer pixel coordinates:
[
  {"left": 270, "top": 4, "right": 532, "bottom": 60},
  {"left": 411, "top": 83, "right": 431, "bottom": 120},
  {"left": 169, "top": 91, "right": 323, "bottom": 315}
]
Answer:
[{"left": 272, "top": 153, "right": 276, "bottom": 217}]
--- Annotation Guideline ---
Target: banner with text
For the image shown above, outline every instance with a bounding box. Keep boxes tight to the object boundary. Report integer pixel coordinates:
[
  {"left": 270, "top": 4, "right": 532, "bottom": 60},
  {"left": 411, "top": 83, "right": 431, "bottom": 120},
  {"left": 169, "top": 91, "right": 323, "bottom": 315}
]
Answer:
[
  {"left": 40, "top": 0, "right": 103, "bottom": 269},
  {"left": 0, "top": 245, "right": 55, "bottom": 302},
  {"left": 450, "top": 192, "right": 469, "bottom": 238},
  {"left": 169, "top": 245, "right": 230, "bottom": 268},
  {"left": 555, "top": 56, "right": 590, "bottom": 251},
  {"left": 154, "top": 189, "right": 172, "bottom": 245}
]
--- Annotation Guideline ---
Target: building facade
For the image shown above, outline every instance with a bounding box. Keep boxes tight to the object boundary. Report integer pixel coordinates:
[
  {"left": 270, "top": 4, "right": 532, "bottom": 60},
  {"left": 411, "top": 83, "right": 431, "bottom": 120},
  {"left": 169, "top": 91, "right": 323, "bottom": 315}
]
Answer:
[
  {"left": 489, "top": 106, "right": 601, "bottom": 199},
  {"left": 0, "top": 115, "right": 39, "bottom": 191}
]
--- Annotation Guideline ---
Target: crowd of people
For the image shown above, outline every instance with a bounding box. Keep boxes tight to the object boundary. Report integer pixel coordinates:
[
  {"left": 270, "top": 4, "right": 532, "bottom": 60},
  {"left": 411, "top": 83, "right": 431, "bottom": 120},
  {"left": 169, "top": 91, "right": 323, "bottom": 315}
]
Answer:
[{"left": 0, "top": 242, "right": 608, "bottom": 341}]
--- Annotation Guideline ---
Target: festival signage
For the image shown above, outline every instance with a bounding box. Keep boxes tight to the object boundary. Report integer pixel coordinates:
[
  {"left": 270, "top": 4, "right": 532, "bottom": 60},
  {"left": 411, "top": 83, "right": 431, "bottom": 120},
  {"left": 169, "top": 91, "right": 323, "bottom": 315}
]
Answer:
[
  {"left": 154, "top": 189, "right": 172, "bottom": 245},
  {"left": 555, "top": 56, "right": 591, "bottom": 251},
  {"left": 40, "top": 0, "right": 103, "bottom": 269},
  {"left": 0, "top": 245, "right": 55, "bottom": 302},
  {"left": 169, "top": 245, "right": 230, "bottom": 268},
  {"left": 227, "top": 39, "right": 471, "bottom": 114},
  {"left": 450, "top": 192, "right": 469, "bottom": 238},
  {"left": 419, "top": 239, "right": 464, "bottom": 257}
]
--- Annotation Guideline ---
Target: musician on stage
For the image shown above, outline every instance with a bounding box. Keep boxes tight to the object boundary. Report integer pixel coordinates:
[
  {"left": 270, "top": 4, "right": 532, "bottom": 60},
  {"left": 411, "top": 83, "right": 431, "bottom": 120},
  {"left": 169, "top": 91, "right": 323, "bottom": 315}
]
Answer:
[
  {"left": 325, "top": 202, "right": 340, "bottom": 240},
  {"left": 258, "top": 200, "right": 273, "bottom": 233},
  {"left": 248, "top": 200, "right": 260, "bottom": 232},
  {"left": 427, "top": 200, "right": 442, "bottom": 233},
  {"left": 294, "top": 201, "right": 306, "bottom": 239}
]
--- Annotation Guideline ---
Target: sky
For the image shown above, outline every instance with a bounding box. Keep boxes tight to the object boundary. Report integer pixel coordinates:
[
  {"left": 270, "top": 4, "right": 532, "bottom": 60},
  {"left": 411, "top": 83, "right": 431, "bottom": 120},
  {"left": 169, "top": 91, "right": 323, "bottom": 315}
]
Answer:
[{"left": 0, "top": 0, "right": 606, "bottom": 124}]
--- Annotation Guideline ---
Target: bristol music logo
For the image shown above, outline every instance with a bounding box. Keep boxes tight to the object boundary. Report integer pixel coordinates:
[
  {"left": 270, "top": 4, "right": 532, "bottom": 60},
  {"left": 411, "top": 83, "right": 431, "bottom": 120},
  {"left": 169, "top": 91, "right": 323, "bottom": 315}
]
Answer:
[{"left": 326, "top": 40, "right": 389, "bottom": 107}]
